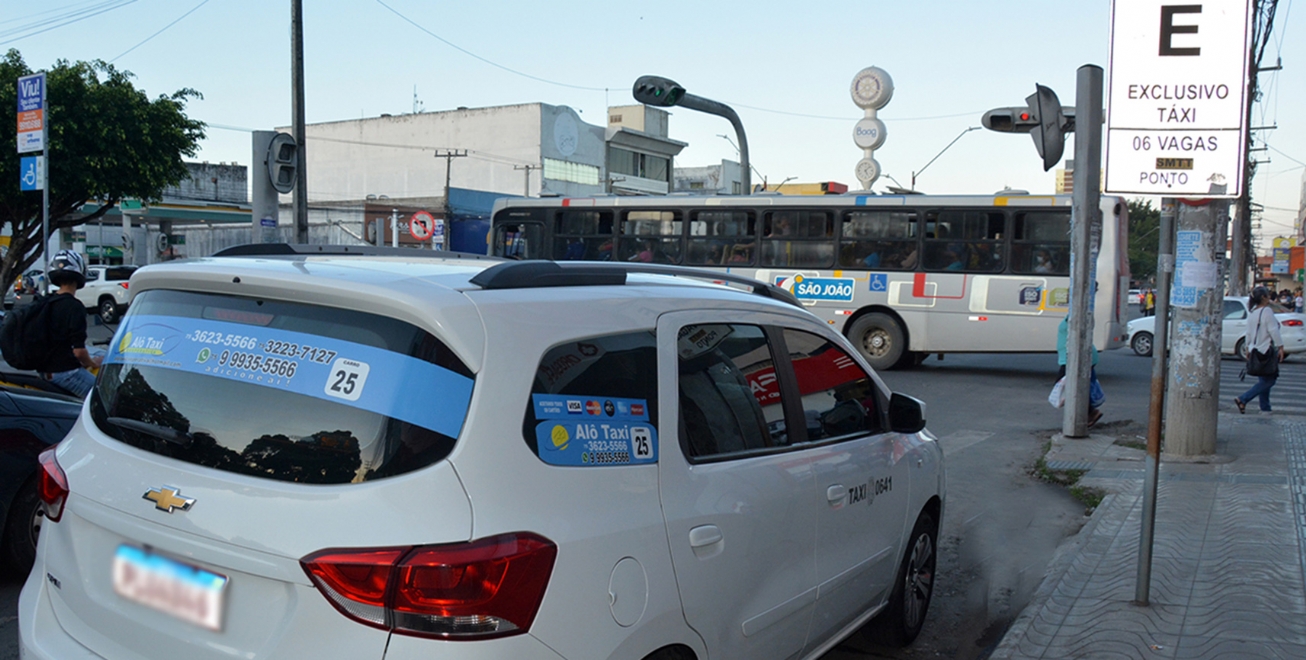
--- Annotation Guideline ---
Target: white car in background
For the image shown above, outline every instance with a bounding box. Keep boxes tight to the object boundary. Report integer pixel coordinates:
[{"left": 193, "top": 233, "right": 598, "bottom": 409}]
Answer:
[
  {"left": 21, "top": 247, "right": 945, "bottom": 660},
  {"left": 75, "top": 265, "right": 137, "bottom": 323},
  {"left": 1126, "top": 296, "right": 1306, "bottom": 357}
]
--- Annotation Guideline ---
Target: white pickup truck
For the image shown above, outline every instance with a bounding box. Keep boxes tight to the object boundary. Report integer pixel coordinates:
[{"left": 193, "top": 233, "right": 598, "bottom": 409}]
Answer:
[{"left": 76, "top": 265, "right": 137, "bottom": 323}]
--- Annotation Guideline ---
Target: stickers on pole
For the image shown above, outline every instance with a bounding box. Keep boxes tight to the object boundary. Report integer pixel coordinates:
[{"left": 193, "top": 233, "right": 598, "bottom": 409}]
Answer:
[{"left": 532, "top": 394, "right": 657, "bottom": 466}]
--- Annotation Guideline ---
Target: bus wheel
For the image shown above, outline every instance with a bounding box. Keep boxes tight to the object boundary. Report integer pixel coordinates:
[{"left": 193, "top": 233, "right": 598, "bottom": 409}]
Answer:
[{"left": 849, "top": 313, "right": 905, "bottom": 371}]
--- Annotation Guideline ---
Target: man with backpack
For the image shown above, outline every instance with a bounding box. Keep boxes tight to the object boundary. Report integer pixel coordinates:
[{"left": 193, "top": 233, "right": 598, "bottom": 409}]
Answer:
[{"left": 41, "top": 250, "right": 102, "bottom": 397}]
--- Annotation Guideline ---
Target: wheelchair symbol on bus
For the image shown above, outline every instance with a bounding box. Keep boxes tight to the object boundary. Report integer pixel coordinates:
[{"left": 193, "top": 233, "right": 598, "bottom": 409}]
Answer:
[{"left": 869, "top": 274, "right": 888, "bottom": 292}]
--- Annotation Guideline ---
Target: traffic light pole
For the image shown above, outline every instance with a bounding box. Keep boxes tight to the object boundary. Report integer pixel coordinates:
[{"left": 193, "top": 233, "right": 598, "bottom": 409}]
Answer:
[
  {"left": 1063, "top": 65, "right": 1104, "bottom": 439},
  {"left": 631, "top": 77, "right": 749, "bottom": 195},
  {"left": 291, "top": 0, "right": 309, "bottom": 243},
  {"left": 677, "top": 94, "right": 749, "bottom": 195}
]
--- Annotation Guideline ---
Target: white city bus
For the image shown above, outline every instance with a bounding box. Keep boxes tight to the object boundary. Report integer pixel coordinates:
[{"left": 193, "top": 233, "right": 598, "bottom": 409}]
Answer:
[{"left": 490, "top": 193, "right": 1129, "bottom": 370}]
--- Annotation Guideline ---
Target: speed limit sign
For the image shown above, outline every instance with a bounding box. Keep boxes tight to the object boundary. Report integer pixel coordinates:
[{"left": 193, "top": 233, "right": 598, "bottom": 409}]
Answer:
[{"left": 409, "top": 211, "right": 435, "bottom": 241}]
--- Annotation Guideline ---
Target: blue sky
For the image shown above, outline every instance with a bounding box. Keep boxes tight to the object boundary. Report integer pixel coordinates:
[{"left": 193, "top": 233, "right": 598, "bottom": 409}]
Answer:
[{"left": 7, "top": 0, "right": 1304, "bottom": 246}]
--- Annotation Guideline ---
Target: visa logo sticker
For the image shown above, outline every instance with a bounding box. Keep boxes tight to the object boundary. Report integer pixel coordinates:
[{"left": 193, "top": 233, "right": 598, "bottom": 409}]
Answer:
[{"left": 566, "top": 400, "right": 583, "bottom": 414}]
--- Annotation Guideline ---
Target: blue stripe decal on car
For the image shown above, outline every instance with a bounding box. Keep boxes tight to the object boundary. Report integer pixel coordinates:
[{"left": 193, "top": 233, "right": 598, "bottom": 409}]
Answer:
[{"left": 104, "top": 314, "right": 473, "bottom": 438}]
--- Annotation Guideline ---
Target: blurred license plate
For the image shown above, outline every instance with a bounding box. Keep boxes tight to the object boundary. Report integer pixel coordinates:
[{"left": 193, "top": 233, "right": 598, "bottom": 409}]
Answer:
[{"left": 112, "top": 545, "right": 228, "bottom": 631}]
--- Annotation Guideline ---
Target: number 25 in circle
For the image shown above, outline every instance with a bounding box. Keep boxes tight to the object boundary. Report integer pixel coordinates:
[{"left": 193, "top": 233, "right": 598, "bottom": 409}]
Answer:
[{"left": 325, "top": 358, "right": 370, "bottom": 402}]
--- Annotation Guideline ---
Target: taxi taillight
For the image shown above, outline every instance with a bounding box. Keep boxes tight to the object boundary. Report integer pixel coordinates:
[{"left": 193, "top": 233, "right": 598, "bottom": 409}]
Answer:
[
  {"left": 301, "top": 532, "right": 557, "bottom": 640},
  {"left": 38, "top": 446, "right": 69, "bottom": 522}
]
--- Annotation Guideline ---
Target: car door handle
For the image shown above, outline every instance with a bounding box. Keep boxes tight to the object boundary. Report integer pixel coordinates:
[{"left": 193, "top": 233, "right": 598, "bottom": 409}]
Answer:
[
  {"left": 827, "top": 484, "right": 847, "bottom": 504},
  {"left": 689, "top": 525, "right": 723, "bottom": 548}
]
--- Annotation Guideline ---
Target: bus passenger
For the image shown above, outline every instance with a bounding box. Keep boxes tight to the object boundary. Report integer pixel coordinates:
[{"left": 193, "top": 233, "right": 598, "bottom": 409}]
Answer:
[{"left": 629, "top": 240, "right": 654, "bottom": 263}]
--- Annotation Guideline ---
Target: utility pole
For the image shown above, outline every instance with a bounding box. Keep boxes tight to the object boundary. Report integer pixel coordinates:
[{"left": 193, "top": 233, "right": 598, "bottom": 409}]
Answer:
[
  {"left": 1064, "top": 65, "right": 1104, "bottom": 439},
  {"left": 514, "top": 164, "right": 537, "bottom": 197},
  {"left": 1165, "top": 194, "right": 1229, "bottom": 455},
  {"left": 291, "top": 0, "right": 308, "bottom": 243},
  {"left": 436, "top": 150, "right": 468, "bottom": 220},
  {"left": 1233, "top": 0, "right": 1282, "bottom": 293}
]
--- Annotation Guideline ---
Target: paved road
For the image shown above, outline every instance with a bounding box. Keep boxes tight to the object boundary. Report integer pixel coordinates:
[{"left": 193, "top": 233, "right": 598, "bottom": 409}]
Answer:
[{"left": 826, "top": 347, "right": 1155, "bottom": 659}]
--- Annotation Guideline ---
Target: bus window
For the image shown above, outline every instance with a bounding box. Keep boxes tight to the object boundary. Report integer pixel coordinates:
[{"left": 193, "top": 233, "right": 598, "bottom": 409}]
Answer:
[
  {"left": 687, "top": 210, "right": 756, "bottom": 266},
  {"left": 838, "top": 211, "right": 919, "bottom": 270},
  {"left": 761, "top": 211, "right": 834, "bottom": 268},
  {"left": 1011, "top": 211, "right": 1071, "bottom": 275},
  {"left": 620, "top": 210, "right": 683, "bottom": 264},
  {"left": 923, "top": 210, "right": 1006, "bottom": 273},
  {"left": 554, "top": 210, "right": 614, "bottom": 261},
  {"left": 494, "top": 222, "right": 543, "bottom": 260}
]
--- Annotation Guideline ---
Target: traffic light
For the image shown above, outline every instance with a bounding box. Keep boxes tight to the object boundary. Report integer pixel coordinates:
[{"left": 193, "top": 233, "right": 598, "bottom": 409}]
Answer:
[
  {"left": 267, "top": 132, "right": 298, "bottom": 194},
  {"left": 1027, "top": 84, "right": 1065, "bottom": 172},
  {"left": 981, "top": 84, "right": 1068, "bottom": 172},
  {"left": 632, "top": 76, "right": 685, "bottom": 107}
]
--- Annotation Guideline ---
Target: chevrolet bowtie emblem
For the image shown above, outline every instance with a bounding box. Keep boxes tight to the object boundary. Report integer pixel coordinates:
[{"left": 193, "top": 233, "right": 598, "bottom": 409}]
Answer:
[{"left": 143, "top": 487, "right": 195, "bottom": 513}]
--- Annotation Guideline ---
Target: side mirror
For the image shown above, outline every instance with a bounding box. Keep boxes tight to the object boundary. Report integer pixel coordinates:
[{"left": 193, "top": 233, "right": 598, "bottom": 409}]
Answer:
[{"left": 888, "top": 393, "right": 926, "bottom": 434}]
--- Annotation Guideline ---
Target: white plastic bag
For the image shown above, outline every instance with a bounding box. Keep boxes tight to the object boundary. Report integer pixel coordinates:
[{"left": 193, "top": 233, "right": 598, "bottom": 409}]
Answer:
[{"left": 1048, "top": 376, "right": 1066, "bottom": 409}]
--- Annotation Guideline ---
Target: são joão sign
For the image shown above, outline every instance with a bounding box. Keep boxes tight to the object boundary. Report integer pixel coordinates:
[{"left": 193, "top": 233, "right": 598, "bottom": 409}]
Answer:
[{"left": 1104, "top": 0, "right": 1252, "bottom": 198}]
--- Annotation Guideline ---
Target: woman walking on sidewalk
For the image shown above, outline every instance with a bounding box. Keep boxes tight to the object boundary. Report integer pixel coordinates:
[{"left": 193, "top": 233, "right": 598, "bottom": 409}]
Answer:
[{"left": 1235, "top": 286, "right": 1286, "bottom": 414}]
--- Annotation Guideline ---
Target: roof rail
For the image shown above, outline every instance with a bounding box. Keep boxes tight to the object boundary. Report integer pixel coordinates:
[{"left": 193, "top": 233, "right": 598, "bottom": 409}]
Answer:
[
  {"left": 211, "top": 243, "right": 504, "bottom": 261},
  {"left": 470, "top": 261, "right": 802, "bottom": 308}
]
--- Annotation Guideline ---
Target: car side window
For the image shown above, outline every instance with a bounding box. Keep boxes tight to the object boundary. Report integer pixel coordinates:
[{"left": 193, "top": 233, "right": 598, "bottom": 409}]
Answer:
[
  {"left": 522, "top": 331, "right": 658, "bottom": 463},
  {"left": 677, "top": 324, "right": 788, "bottom": 460},
  {"left": 85, "top": 270, "right": 101, "bottom": 282},
  {"left": 1223, "top": 300, "right": 1246, "bottom": 320},
  {"left": 781, "top": 329, "right": 884, "bottom": 441}
]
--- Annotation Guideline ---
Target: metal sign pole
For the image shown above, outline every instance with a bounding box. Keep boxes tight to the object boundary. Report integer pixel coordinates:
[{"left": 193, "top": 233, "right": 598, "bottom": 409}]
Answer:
[
  {"left": 40, "top": 74, "right": 50, "bottom": 278},
  {"left": 1136, "top": 198, "right": 1176, "bottom": 605}
]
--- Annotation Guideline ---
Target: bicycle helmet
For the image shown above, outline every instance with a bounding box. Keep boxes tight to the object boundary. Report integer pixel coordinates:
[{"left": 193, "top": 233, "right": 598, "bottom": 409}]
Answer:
[{"left": 48, "top": 249, "right": 88, "bottom": 289}]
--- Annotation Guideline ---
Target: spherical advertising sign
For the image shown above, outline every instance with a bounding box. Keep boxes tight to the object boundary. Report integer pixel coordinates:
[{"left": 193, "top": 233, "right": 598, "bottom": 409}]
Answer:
[
  {"left": 850, "top": 67, "right": 894, "bottom": 110},
  {"left": 852, "top": 118, "right": 887, "bottom": 150}
]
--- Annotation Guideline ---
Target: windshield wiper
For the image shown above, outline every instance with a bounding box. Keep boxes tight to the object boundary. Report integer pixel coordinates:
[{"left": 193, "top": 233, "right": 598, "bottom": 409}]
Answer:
[{"left": 105, "top": 417, "right": 194, "bottom": 447}]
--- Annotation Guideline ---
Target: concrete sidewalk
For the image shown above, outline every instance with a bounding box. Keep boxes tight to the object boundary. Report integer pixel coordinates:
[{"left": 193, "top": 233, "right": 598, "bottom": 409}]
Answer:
[{"left": 992, "top": 413, "right": 1306, "bottom": 659}]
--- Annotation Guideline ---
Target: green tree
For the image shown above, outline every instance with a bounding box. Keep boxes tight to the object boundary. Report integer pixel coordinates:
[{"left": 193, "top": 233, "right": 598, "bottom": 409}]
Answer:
[
  {"left": 1127, "top": 199, "right": 1160, "bottom": 284},
  {"left": 1, "top": 49, "right": 204, "bottom": 290}
]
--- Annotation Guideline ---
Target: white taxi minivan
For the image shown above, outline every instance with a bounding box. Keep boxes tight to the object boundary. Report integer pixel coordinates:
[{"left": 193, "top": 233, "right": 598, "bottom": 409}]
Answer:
[{"left": 20, "top": 245, "right": 945, "bottom": 660}]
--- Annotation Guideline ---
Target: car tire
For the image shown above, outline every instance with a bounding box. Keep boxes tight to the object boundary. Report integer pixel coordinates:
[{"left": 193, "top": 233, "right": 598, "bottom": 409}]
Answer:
[
  {"left": 1235, "top": 338, "right": 1249, "bottom": 361},
  {"left": 99, "top": 297, "right": 119, "bottom": 324},
  {"left": 2, "top": 475, "right": 43, "bottom": 574},
  {"left": 862, "top": 510, "right": 937, "bottom": 647},
  {"left": 1131, "top": 331, "right": 1154, "bottom": 357},
  {"left": 848, "top": 313, "right": 907, "bottom": 371}
]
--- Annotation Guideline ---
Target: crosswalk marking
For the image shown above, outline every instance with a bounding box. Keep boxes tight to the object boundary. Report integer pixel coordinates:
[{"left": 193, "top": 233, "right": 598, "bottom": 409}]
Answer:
[{"left": 1220, "top": 359, "right": 1306, "bottom": 415}]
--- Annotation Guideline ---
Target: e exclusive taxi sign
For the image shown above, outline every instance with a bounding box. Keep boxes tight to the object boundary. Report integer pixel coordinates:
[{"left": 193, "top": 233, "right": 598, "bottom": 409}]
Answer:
[{"left": 1104, "top": 0, "right": 1253, "bottom": 198}]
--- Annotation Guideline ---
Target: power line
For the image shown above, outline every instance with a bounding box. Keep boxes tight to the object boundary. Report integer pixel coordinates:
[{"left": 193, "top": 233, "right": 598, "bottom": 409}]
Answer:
[
  {"left": 110, "top": 0, "right": 211, "bottom": 63},
  {"left": 1267, "top": 144, "right": 1306, "bottom": 168},
  {"left": 374, "top": 0, "right": 609, "bottom": 92},
  {"left": 0, "top": 0, "right": 107, "bottom": 26},
  {"left": 373, "top": 0, "right": 978, "bottom": 125},
  {"left": 0, "top": 0, "right": 136, "bottom": 45}
]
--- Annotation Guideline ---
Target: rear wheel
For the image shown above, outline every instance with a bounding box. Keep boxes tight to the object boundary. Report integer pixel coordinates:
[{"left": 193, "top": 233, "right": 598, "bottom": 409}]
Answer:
[
  {"left": 863, "top": 511, "right": 937, "bottom": 647},
  {"left": 1236, "top": 338, "right": 1248, "bottom": 361},
  {"left": 98, "top": 297, "right": 119, "bottom": 324},
  {"left": 848, "top": 313, "right": 906, "bottom": 371},
  {"left": 2, "top": 475, "right": 43, "bottom": 574},
  {"left": 1131, "top": 331, "right": 1154, "bottom": 357}
]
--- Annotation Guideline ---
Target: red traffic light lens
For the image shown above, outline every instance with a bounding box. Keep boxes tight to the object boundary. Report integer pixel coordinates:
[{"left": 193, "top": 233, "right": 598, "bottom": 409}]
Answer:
[{"left": 1019, "top": 112, "right": 1032, "bottom": 121}]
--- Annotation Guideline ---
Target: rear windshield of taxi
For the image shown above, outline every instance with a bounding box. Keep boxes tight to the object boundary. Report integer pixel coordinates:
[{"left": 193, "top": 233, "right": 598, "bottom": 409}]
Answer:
[{"left": 91, "top": 290, "right": 475, "bottom": 484}]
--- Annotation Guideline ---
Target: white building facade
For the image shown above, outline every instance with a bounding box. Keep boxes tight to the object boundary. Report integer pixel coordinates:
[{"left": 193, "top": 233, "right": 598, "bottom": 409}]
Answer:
[{"left": 295, "top": 102, "right": 684, "bottom": 203}]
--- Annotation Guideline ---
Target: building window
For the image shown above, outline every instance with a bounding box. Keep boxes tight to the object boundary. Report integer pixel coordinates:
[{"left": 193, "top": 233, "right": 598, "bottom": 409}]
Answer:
[
  {"left": 608, "top": 147, "right": 670, "bottom": 183},
  {"left": 543, "top": 158, "right": 600, "bottom": 186}
]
